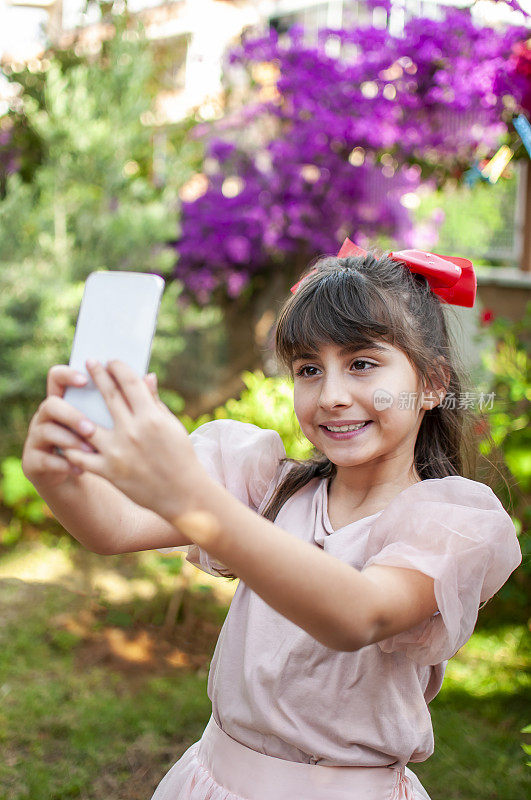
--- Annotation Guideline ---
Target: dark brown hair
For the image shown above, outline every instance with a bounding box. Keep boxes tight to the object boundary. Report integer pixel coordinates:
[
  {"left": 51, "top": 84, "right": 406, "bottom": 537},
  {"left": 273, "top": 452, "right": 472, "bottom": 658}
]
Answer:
[{"left": 260, "top": 250, "right": 480, "bottom": 525}]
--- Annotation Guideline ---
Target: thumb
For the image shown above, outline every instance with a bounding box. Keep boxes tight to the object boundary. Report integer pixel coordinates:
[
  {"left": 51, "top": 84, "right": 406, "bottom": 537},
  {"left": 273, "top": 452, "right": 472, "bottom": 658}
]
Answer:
[{"left": 144, "top": 372, "right": 158, "bottom": 398}]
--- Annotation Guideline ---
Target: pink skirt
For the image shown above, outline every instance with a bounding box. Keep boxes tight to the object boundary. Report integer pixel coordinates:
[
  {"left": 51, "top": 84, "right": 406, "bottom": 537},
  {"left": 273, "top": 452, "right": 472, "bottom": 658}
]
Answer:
[{"left": 150, "top": 715, "right": 432, "bottom": 800}]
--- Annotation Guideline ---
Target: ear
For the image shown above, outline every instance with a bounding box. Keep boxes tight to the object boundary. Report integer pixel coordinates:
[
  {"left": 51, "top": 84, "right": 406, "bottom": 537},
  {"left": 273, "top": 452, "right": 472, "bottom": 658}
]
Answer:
[{"left": 421, "top": 358, "right": 451, "bottom": 411}]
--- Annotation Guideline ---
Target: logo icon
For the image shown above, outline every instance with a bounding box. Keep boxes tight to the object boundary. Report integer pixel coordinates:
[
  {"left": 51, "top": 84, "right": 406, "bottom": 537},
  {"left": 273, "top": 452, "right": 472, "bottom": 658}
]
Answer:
[{"left": 373, "top": 389, "right": 393, "bottom": 410}]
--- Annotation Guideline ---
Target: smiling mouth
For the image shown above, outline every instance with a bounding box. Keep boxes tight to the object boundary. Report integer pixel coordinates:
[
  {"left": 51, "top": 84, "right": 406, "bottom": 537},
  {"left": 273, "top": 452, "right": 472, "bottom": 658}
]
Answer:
[{"left": 320, "top": 422, "right": 371, "bottom": 432}]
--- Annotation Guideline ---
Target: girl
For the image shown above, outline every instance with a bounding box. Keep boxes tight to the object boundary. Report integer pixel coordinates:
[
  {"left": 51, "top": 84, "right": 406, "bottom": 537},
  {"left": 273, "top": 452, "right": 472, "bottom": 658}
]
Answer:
[{"left": 22, "top": 239, "right": 522, "bottom": 800}]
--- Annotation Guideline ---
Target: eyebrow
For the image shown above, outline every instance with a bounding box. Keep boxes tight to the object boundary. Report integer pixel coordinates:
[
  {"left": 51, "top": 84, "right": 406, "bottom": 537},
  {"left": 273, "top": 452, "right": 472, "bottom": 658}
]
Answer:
[{"left": 291, "top": 343, "right": 390, "bottom": 363}]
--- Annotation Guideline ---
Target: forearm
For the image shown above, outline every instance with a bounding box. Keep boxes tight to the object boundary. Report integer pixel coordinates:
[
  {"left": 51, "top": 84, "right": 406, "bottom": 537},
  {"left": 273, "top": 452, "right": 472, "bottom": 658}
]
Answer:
[
  {"left": 33, "top": 472, "right": 185, "bottom": 555},
  {"left": 169, "top": 478, "right": 381, "bottom": 652}
]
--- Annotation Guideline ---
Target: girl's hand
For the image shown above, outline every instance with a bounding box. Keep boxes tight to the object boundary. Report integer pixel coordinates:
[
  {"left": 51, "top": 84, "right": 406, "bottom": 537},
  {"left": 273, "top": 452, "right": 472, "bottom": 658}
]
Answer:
[
  {"left": 22, "top": 365, "right": 159, "bottom": 492},
  {"left": 22, "top": 365, "right": 98, "bottom": 490},
  {"left": 61, "top": 360, "right": 203, "bottom": 521}
]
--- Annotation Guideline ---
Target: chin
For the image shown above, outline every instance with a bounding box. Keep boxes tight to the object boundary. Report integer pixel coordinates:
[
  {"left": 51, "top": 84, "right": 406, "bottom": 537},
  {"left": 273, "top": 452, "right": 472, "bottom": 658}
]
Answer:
[{"left": 334, "top": 456, "right": 369, "bottom": 467}]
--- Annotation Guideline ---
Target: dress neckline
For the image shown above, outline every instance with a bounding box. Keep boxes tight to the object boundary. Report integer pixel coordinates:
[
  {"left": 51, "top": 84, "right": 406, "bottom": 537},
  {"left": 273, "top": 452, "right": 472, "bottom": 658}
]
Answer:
[{"left": 322, "top": 476, "right": 385, "bottom": 534}]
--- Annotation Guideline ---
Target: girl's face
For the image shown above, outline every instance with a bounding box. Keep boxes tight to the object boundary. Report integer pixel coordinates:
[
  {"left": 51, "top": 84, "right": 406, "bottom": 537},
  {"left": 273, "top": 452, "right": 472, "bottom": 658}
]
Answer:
[{"left": 292, "top": 341, "right": 438, "bottom": 476}]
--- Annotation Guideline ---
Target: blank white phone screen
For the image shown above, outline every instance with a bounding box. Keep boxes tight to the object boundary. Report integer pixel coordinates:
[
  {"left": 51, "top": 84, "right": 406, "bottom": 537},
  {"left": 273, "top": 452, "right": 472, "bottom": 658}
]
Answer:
[{"left": 63, "top": 271, "right": 165, "bottom": 429}]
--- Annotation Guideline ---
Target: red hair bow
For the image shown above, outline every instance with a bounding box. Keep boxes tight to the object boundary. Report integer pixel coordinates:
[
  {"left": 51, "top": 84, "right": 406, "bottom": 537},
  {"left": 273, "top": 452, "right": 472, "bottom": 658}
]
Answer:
[{"left": 290, "top": 238, "right": 477, "bottom": 308}]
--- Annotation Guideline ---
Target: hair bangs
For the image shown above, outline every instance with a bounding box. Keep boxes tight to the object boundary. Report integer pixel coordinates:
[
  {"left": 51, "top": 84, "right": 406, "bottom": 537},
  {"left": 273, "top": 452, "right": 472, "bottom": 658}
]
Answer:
[{"left": 276, "top": 267, "right": 394, "bottom": 373}]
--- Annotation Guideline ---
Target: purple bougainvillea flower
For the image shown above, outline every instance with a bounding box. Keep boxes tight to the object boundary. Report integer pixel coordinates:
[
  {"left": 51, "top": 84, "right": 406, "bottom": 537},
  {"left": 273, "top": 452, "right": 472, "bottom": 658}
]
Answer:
[{"left": 173, "top": 6, "right": 530, "bottom": 303}]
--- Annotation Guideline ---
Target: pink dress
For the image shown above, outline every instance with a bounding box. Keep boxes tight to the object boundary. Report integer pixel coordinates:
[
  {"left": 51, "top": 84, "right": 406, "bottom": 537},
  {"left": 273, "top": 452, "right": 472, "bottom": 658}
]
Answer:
[{"left": 153, "top": 420, "right": 522, "bottom": 800}]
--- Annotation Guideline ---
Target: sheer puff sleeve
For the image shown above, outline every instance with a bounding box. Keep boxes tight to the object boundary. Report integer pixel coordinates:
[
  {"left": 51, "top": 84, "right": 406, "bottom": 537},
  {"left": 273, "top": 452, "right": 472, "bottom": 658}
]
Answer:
[
  {"left": 362, "top": 476, "right": 522, "bottom": 666},
  {"left": 157, "top": 419, "right": 286, "bottom": 577}
]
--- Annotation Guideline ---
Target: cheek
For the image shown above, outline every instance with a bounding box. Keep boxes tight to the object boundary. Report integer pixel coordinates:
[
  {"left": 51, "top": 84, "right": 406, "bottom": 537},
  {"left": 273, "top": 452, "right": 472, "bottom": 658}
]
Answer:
[
  {"left": 293, "top": 387, "right": 305, "bottom": 416},
  {"left": 374, "top": 373, "right": 422, "bottom": 412},
  {"left": 293, "top": 388, "right": 315, "bottom": 425}
]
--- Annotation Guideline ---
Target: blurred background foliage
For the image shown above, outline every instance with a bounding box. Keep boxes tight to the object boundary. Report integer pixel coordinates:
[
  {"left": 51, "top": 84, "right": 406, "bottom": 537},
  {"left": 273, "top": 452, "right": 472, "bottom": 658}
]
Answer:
[
  {"left": 0, "top": 15, "right": 204, "bottom": 454},
  {"left": 478, "top": 307, "right": 530, "bottom": 494},
  {"left": 471, "top": 305, "right": 530, "bottom": 614},
  {"left": 0, "top": 6, "right": 528, "bottom": 616},
  {"left": 0, "top": 5, "right": 529, "bottom": 797},
  {"left": 412, "top": 166, "right": 521, "bottom": 263}
]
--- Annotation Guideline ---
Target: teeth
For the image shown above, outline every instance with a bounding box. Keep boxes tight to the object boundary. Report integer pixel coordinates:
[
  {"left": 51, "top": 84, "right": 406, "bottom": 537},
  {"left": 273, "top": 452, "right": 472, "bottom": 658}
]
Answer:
[{"left": 326, "top": 423, "right": 367, "bottom": 432}]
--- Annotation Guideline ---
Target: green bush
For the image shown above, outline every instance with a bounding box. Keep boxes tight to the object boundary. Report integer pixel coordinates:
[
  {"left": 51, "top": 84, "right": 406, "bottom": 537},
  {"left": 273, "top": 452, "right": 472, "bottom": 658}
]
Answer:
[
  {"left": 471, "top": 304, "right": 530, "bottom": 614},
  {"left": 0, "top": 456, "right": 47, "bottom": 546},
  {"left": 477, "top": 305, "right": 531, "bottom": 491},
  {"left": 179, "top": 369, "right": 312, "bottom": 460}
]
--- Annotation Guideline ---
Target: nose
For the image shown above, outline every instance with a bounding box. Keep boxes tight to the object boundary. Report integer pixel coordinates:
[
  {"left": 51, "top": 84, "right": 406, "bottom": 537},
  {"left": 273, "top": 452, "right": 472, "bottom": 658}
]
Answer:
[{"left": 317, "top": 371, "right": 352, "bottom": 410}]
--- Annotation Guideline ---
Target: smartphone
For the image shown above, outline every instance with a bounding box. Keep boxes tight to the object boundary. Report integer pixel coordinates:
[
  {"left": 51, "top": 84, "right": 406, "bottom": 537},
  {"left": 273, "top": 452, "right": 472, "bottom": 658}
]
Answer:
[{"left": 63, "top": 271, "right": 165, "bottom": 429}]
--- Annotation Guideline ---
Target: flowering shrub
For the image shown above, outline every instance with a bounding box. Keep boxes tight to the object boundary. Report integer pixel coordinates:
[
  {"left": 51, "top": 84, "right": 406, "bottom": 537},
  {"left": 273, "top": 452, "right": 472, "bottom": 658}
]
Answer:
[
  {"left": 480, "top": 308, "right": 496, "bottom": 326},
  {"left": 175, "top": 7, "right": 529, "bottom": 303}
]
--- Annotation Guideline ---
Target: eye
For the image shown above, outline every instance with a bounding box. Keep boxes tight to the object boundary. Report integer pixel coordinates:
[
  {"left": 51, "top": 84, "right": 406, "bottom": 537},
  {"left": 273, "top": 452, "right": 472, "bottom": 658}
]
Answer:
[
  {"left": 351, "top": 359, "right": 375, "bottom": 371},
  {"left": 295, "top": 365, "right": 319, "bottom": 378},
  {"left": 295, "top": 359, "right": 376, "bottom": 378}
]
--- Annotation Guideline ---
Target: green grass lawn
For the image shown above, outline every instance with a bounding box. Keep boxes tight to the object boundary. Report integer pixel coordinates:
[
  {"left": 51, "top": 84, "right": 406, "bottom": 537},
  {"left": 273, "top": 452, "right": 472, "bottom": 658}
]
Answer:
[
  {"left": 0, "top": 575, "right": 216, "bottom": 800},
  {"left": 413, "top": 625, "right": 530, "bottom": 799},
  {"left": 0, "top": 564, "right": 529, "bottom": 800}
]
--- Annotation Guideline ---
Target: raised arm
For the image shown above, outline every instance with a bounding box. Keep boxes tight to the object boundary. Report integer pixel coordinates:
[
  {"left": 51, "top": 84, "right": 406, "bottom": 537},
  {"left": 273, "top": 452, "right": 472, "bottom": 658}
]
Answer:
[
  {"left": 22, "top": 365, "right": 193, "bottom": 555},
  {"left": 172, "top": 483, "right": 438, "bottom": 652},
  {"left": 33, "top": 470, "right": 193, "bottom": 555}
]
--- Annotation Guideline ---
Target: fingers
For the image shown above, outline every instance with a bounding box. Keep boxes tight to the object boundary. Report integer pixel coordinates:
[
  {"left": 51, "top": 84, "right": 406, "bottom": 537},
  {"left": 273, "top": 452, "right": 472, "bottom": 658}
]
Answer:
[
  {"left": 62, "top": 446, "right": 105, "bottom": 478},
  {"left": 33, "top": 449, "right": 84, "bottom": 477},
  {"left": 32, "top": 397, "right": 100, "bottom": 474},
  {"left": 38, "top": 395, "right": 97, "bottom": 438},
  {"left": 39, "top": 395, "right": 110, "bottom": 458},
  {"left": 86, "top": 359, "right": 133, "bottom": 419},
  {"left": 23, "top": 412, "right": 90, "bottom": 482},
  {"left": 24, "top": 366, "right": 97, "bottom": 486},
  {"left": 47, "top": 365, "right": 89, "bottom": 398},
  {"left": 35, "top": 421, "right": 96, "bottom": 455},
  {"left": 104, "top": 360, "right": 153, "bottom": 415},
  {"left": 144, "top": 372, "right": 169, "bottom": 414},
  {"left": 144, "top": 372, "right": 157, "bottom": 398}
]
